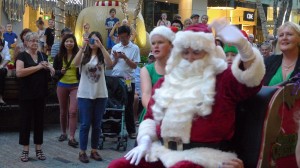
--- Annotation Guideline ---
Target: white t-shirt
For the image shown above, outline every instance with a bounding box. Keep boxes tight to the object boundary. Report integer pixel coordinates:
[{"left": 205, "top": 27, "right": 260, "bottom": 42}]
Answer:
[
  {"left": 77, "top": 55, "right": 108, "bottom": 99},
  {"left": 1, "top": 41, "right": 11, "bottom": 61},
  {"left": 38, "top": 29, "right": 45, "bottom": 42},
  {"left": 110, "top": 41, "right": 140, "bottom": 81}
]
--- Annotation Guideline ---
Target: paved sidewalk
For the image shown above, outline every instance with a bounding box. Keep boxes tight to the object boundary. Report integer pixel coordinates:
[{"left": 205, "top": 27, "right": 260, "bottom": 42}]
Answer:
[{"left": 0, "top": 124, "right": 135, "bottom": 168}]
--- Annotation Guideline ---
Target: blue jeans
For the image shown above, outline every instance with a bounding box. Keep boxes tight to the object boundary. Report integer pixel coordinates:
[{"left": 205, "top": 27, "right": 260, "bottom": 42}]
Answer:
[
  {"left": 78, "top": 98, "right": 107, "bottom": 151},
  {"left": 106, "top": 36, "right": 116, "bottom": 49}
]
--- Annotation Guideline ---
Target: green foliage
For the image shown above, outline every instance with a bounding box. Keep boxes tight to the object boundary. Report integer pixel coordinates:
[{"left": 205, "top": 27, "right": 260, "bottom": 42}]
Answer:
[
  {"left": 140, "top": 55, "right": 148, "bottom": 64},
  {"left": 138, "top": 55, "right": 148, "bottom": 67}
]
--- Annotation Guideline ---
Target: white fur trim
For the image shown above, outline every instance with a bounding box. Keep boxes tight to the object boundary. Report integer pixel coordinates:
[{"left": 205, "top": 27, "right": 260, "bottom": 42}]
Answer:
[
  {"left": 231, "top": 47, "right": 265, "bottom": 87},
  {"left": 149, "top": 26, "right": 175, "bottom": 43},
  {"left": 137, "top": 119, "right": 158, "bottom": 142},
  {"left": 215, "top": 45, "right": 226, "bottom": 60},
  {"left": 147, "top": 141, "right": 237, "bottom": 168}
]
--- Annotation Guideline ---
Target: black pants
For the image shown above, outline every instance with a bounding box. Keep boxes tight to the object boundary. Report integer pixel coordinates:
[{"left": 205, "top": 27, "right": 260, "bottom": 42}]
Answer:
[
  {"left": 19, "top": 98, "right": 45, "bottom": 145},
  {"left": 125, "top": 83, "right": 136, "bottom": 134},
  {"left": 0, "top": 68, "right": 7, "bottom": 95}
]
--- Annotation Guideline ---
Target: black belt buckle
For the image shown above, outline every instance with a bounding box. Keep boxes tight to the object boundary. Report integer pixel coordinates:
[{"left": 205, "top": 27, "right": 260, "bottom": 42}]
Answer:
[{"left": 163, "top": 137, "right": 183, "bottom": 151}]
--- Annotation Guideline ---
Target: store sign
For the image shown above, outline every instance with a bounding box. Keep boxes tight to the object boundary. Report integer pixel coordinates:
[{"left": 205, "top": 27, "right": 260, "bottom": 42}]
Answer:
[
  {"left": 243, "top": 11, "right": 255, "bottom": 21},
  {"left": 266, "top": 21, "right": 275, "bottom": 28}
]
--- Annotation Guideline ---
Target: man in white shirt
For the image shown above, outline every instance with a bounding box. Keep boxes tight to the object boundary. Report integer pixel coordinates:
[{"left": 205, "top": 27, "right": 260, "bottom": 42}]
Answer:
[{"left": 110, "top": 25, "right": 140, "bottom": 139}]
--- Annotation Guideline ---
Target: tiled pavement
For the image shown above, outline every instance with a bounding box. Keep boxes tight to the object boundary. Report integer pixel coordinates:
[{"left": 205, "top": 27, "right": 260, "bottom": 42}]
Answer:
[{"left": 0, "top": 124, "right": 135, "bottom": 168}]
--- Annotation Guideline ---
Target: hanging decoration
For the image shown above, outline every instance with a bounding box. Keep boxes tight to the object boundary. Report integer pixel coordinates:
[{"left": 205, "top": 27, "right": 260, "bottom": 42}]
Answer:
[
  {"left": 120, "top": 0, "right": 129, "bottom": 20},
  {"left": 3, "top": 0, "right": 26, "bottom": 22},
  {"left": 133, "top": 0, "right": 143, "bottom": 29},
  {"left": 1, "top": 0, "right": 98, "bottom": 22}
]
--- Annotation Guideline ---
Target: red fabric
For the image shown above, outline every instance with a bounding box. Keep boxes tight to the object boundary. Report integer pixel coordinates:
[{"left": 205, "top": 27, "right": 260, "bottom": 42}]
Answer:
[
  {"left": 276, "top": 156, "right": 297, "bottom": 168},
  {"left": 108, "top": 0, "right": 112, "bottom": 6},
  {"left": 269, "top": 101, "right": 299, "bottom": 167},
  {"left": 241, "top": 30, "right": 249, "bottom": 41},
  {"left": 107, "top": 157, "right": 204, "bottom": 168},
  {"left": 145, "top": 67, "right": 262, "bottom": 143},
  {"left": 184, "top": 23, "right": 211, "bottom": 33}
]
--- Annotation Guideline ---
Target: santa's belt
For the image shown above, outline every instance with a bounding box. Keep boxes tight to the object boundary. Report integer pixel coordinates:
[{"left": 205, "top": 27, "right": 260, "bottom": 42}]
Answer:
[{"left": 160, "top": 137, "right": 231, "bottom": 151}]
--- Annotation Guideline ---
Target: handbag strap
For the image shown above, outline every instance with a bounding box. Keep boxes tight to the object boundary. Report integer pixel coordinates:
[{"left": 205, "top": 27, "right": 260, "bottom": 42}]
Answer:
[{"left": 65, "top": 54, "right": 75, "bottom": 70}]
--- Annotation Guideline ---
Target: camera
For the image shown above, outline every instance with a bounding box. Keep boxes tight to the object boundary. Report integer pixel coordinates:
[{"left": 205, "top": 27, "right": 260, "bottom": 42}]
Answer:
[{"left": 89, "top": 38, "right": 95, "bottom": 44}]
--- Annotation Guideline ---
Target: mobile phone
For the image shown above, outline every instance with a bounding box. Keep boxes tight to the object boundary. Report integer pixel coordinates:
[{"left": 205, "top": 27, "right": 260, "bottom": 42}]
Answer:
[{"left": 89, "top": 38, "right": 95, "bottom": 44}]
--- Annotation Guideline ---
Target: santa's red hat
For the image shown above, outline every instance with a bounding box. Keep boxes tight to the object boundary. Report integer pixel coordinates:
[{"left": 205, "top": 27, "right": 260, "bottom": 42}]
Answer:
[
  {"left": 165, "top": 22, "right": 227, "bottom": 74},
  {"left": 240, "top": 30, "right": 249, "bottom": 41},
  {"left": 184, "top": 23, "right": 211, "bottom": 33}
]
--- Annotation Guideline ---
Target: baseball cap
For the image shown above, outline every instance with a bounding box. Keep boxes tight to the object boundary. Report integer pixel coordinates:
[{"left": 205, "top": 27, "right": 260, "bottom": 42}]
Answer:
[{"left": 190, "top": 14, "right": 200, "bottom": 19}]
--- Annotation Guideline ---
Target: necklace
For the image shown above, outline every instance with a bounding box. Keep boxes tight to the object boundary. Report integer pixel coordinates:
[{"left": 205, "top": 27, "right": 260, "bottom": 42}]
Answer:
[{"left": 282, "top": 61, "right": 296, "bottom": 71}]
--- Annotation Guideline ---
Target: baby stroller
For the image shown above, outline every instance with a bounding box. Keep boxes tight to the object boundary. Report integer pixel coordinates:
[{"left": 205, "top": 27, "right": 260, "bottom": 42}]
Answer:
[{"left": 99, "top": 76, "right": 128, "bottom": 151}]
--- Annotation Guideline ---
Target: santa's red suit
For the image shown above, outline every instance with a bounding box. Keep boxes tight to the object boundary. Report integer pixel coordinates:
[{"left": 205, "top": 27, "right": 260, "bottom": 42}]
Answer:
[{"left": 108, "top": 19, "right": 265, "bottom": 168}]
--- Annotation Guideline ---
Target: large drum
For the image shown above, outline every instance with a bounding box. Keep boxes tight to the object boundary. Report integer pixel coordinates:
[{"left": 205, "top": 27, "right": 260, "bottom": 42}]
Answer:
[{"left": 234, "top": 84, "right": 299, "bottom": 168}]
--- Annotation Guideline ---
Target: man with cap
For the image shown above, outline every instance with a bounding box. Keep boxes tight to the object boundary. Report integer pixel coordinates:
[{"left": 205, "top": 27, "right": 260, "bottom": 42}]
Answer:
[
  {"left": 190, "top": 14, "right": 200, "bottom": 25},
  {"left": 108, "top": 18, "right": 265, "bottom": 168},
  {"left": 147, "top": 52, "right": 156, "bottom": 64}
]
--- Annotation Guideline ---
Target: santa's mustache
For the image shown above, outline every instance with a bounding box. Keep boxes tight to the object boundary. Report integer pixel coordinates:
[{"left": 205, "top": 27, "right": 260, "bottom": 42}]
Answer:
[{"left": 175, "top": 58, "right": 209, "bottom": 77}]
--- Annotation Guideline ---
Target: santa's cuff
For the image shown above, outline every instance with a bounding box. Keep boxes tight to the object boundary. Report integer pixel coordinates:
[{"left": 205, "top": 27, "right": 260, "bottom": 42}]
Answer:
[
  {"left": 137, "top": 119, "right": 158, "bottom": 142},
  {"left": 231, "top": 47, "right": 265, "bottom": 87}
]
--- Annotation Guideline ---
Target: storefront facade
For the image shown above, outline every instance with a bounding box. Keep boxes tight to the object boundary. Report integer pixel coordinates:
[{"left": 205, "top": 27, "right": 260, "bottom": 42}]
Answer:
[{"left": 1, "top": 0, "right": 300, "bottom": 40}]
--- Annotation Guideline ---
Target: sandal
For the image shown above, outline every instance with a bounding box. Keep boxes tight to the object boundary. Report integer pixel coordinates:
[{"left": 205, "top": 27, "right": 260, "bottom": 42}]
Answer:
[
  {"left": 36, "top": 150, "right": 46, "bottom": 160},
  {"left": 21, "top": 150, "right": 29, "bottom": 162},
  {"left": 58, "top": 134, "right": 67, "bottom": 142}
]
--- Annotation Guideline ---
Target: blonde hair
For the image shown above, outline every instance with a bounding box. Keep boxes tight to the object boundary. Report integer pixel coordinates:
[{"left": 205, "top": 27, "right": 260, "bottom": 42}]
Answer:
[
  {"left": 277, "top": 21, "right": 300, "bottom": 54},
  {"left": 278, "top": 22, "right": 300, "bottom": 36}
]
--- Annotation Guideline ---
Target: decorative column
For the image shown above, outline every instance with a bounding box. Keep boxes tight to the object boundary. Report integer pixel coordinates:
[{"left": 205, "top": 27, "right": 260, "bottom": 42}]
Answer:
[
  {"left": 54, "top": 0, "right": 66, "bottom": 42},
  {"left": 179, "top": 0, "right": 207, "bottom": 20}
]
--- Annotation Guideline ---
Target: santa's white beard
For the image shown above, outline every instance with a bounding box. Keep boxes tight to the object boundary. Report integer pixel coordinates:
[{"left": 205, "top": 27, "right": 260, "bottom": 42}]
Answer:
[
  {"left": 175, "top": 58, "right": 206, "bottom": 78},
  {"left": 151, "top": 57, "right": 217, "bottom": 142}
]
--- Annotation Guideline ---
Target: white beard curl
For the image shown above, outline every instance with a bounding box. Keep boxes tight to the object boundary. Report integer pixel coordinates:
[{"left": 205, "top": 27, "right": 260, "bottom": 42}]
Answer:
[{"left": 151, "top": 55, "right": 224, "bottom": 143}]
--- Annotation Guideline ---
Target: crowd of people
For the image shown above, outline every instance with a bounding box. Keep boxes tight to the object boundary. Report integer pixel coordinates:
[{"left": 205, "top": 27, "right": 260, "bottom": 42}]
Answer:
[{"left": 0, "top": 9, "right": 300, "bottom": 167}]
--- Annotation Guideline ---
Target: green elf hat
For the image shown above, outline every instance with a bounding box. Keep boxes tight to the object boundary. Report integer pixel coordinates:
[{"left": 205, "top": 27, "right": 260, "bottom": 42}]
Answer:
[{"left": 224, "top": 44, "right": 238, "bottom": 54}]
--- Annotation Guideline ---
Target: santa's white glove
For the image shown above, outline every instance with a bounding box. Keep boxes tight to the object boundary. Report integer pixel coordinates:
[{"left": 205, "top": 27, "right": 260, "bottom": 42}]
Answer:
[
  {"left": 209, "top": 18, "right": 254, "bottom": 62},
  {"left": 124, "top": 135, "right": 152, "bottom": 165}
]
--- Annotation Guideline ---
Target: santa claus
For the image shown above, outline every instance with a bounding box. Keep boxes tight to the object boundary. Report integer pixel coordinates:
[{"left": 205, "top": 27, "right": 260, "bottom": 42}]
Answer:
[{"left": 108, "top": 18, "right": 265, "bottom": 168}]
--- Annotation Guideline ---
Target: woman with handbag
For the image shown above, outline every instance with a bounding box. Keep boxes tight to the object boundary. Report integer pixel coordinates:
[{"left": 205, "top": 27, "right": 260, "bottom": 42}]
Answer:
[{"left": 53, "top": 33, "right": 80, "bottom": 147}]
